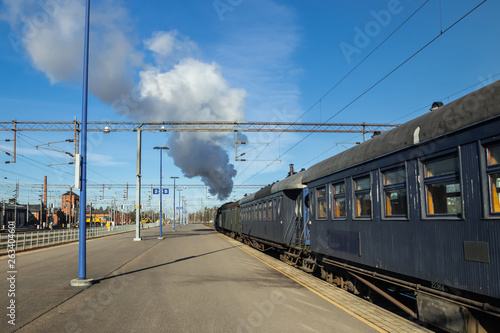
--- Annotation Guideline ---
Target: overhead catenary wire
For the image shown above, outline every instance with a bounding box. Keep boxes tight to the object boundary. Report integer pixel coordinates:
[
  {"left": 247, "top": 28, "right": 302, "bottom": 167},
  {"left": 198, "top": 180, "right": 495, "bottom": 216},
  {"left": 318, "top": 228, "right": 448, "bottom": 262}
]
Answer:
[
  {"left": 241, "top": 0, "right": 488, "bottom": 184},
  {"left": 235, "top": 1, "right": 431, "bottom": 183},
  {"left": 17, "top": 132, "right": 124, "bottom": 186},
  {"left": 296, "top": 73, "right": 500, "bottom": 171}
]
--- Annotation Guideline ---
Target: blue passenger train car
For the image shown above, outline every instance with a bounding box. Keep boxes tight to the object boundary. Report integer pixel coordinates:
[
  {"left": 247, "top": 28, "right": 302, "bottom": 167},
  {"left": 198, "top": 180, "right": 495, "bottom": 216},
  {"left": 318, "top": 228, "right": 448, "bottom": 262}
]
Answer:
[
  {"left": 217, "top": 80, "right": 500, "bottom": 332},
  {"left": 239, "top": 170, "right": 307, "bottom": 249}
]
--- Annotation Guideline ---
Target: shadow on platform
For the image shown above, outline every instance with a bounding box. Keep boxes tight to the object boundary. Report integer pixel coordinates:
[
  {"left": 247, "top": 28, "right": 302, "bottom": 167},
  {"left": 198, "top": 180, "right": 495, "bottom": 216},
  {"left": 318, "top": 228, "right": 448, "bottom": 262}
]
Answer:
[{"left": 93, "top": 246, "right": 234, "bottom": 284}]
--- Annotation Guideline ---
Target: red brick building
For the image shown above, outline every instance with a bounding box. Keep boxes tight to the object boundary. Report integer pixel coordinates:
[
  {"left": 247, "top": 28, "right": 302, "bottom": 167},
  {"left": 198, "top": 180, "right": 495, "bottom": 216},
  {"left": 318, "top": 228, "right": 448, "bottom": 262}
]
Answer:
[{"left": 62, "top": 191, "right": 79, "bottom": 226}]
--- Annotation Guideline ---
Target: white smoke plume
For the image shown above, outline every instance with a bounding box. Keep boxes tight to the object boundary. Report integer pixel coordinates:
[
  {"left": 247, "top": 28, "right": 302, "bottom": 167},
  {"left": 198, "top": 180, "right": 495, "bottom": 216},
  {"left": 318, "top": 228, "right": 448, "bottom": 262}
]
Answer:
[{"left": 2, "top": 0, "right": 246, "bottom": 199}]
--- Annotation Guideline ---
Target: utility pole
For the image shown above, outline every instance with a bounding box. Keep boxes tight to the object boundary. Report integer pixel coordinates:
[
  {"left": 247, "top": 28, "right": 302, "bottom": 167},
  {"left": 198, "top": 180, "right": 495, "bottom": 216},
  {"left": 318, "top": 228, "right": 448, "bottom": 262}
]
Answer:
[
  {"left": 40, "top": 195, "right": 43, "bottom": 228},
  {"left": 2, "top": 200, "right": 5, "bottom": 229},
  {"left": 69, "top": 187, "right": 73, "bottom": 227},
  {"left": 14, "top": 179, "right": 18, "bottom": 226},
  {"left": 134, "top": 127, "right": 142, "bottom": 241}
]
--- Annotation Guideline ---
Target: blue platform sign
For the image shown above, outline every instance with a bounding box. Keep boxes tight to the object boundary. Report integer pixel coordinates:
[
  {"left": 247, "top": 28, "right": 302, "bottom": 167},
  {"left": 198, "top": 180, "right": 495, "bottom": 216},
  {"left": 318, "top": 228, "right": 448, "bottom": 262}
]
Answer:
[
  {"left": 163, "top": 188, "right": 169, "bottom": 195},
  {"left": 153, "top": 188, "right": 159, "bottom": 195}
]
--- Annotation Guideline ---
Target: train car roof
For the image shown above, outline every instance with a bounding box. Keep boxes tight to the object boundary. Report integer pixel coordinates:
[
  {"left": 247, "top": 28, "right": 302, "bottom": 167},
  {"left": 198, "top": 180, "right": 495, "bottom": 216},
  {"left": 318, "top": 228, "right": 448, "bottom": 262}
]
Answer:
[
  {"left": 240, "top": 171, "right": 307, "bottom": 205},
  {"left": 219, "top": 202, "right": 234, "bottom": 210},
  {"left": 271, "top": 171, "right": 306, "bottom": 193},
  {"left": 226, "top": 201, "right": 240, "bottom": 209},
  {"left": 303, "top": 79, "right": 500, "bottom": 184},
  {"left": 254, "top": 184, "right": 273, "bottom": 201},
  {"left": 239, "top": 192, "right": 256, "bottom": 205}
]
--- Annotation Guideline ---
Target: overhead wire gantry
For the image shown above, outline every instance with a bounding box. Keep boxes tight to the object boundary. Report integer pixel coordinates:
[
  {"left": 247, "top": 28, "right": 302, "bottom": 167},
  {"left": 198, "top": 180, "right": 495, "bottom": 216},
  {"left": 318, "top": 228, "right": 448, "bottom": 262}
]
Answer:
[{"left": 0, "top": 119, "right": 399, "bottom": 163}]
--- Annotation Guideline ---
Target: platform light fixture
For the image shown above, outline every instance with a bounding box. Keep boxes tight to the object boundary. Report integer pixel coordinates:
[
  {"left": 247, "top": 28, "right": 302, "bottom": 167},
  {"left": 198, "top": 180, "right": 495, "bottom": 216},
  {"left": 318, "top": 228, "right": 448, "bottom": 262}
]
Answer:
[
  {"left": 170, "top": 176, "right": 179, "bottom": 231},
  {"left": 154, "top": 146, "right": 169, "bottom": 239}
]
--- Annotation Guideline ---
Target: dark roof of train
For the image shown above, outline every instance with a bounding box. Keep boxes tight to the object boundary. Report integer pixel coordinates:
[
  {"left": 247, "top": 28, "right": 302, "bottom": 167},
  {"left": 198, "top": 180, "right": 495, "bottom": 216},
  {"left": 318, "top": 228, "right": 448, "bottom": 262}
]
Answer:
[
  {"left": 227, "top": 201, "right": 240, "bottom": 209},
  {"left": 239, "top": 192, "right": 255, "bottom": 205},
  {"left": 219, "top": 202, "right": 233, "bottom": 210},
  {"left": 271, "top": 170, "right": 306, "bottom": 193},
  {"left": 303, "top": 79, "right": 500, "bottom": 184},
  {"left": 254, "top": 184, "right": 273, "bottom": 201},
  {"left": 239, "top": 171, "right": 306, "bottom": 205}
]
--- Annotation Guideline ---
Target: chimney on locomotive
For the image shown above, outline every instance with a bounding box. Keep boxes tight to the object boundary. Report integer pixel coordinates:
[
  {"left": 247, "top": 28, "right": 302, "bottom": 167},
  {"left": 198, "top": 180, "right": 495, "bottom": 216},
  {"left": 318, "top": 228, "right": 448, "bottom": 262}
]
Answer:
[{"left": 289, "top": 164, "right": 295, "bottom": 176}]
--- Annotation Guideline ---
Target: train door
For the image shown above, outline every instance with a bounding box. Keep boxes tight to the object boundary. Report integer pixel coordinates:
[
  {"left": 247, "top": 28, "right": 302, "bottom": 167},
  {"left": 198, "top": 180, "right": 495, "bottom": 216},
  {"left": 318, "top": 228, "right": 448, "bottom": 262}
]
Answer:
[{"left": 302, "top": 188, "right": 311, "bottom": 246}]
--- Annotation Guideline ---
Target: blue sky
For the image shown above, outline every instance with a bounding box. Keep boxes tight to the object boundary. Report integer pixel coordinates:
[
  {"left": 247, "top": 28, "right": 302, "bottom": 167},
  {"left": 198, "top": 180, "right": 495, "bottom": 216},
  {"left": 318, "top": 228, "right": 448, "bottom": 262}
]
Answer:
[{"left": 0, "top": 0, "right": 499, "bottom": 214}]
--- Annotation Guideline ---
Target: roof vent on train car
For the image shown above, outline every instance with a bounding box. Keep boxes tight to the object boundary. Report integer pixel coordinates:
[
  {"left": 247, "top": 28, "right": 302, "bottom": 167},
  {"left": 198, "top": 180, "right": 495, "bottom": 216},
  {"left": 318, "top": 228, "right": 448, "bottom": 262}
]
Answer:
[
  {"left": 430, "top": 101, "right": 444, "bottom": 111},
  {"left": 371, "top": 131, "right": 382, "bottom": 139}
]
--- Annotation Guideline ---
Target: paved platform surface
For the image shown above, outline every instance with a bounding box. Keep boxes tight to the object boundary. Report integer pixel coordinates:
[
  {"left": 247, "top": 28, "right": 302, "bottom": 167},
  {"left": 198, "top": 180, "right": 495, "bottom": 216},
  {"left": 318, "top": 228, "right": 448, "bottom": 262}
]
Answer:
[{"left": 1, "top": 224, "right": 433, "bottom": 332}]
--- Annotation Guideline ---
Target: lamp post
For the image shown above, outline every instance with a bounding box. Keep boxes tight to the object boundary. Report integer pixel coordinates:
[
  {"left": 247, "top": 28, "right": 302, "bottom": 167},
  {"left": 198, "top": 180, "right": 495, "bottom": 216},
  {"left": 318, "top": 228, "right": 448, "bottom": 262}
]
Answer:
[
  {"left": 71, "top": 0, "right": 92, "bottom": 287},
  {"left": 170, "top": 177, "right": 179, "bottom": 231},
  {"left": 154, "top": 146, "right": 169, "bottom": 239},
  {"left": 180, "top": 196, "right": 185, "bottom": 226},
  {"left": 177, "top": 189, "right": 183, "bottom": 227}
]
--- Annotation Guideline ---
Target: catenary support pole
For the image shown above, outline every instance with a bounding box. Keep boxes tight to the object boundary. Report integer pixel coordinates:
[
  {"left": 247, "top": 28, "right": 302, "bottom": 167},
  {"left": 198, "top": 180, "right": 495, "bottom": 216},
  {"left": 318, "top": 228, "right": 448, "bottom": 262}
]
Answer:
[{"left": 134, "top": 128, "right": 142, "bottom": 241}]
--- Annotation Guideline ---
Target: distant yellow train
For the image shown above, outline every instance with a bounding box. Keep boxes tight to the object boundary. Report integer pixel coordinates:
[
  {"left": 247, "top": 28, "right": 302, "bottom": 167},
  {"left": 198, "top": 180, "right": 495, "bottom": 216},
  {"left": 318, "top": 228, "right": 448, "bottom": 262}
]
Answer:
[{"left": 86, "top": 217, "right": 105, "bottom": 223}]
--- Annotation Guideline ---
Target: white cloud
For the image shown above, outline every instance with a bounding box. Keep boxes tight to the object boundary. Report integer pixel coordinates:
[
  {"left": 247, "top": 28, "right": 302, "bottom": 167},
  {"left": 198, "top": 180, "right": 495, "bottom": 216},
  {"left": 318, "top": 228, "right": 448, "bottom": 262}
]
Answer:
[
  {"left": 144, "top": 30, "right": 198, "bottom": 68},
  {"left": 137, "top": 58, "right": 246, "bottom": 122},
  {"left": 0, "top": 0, "right": 303, "bottom": 198},
  {"left": 2, "top": 0, "right": 140, "bottom": 103}
]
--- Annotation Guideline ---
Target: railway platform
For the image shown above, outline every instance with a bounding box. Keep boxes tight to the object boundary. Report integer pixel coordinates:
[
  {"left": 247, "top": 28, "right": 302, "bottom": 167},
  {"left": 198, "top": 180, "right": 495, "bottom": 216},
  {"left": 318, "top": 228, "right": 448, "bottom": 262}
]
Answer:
[{"left": 1, "top": 224, "right": 433, "bottom": 333}]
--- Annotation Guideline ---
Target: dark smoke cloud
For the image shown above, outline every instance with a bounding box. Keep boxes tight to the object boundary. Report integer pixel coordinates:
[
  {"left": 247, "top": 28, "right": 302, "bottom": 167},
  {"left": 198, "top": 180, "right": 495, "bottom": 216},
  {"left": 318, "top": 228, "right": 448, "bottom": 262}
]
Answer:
[{"left": 167, "top": 133, "right": 237, "bottom": 200}]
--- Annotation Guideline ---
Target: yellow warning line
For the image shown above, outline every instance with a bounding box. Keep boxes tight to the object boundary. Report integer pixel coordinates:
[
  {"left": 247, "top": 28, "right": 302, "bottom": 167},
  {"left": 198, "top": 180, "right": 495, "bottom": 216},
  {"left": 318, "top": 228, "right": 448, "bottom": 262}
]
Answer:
[{"left": 218, "top": 233, "right": 388, "bottom": 333}]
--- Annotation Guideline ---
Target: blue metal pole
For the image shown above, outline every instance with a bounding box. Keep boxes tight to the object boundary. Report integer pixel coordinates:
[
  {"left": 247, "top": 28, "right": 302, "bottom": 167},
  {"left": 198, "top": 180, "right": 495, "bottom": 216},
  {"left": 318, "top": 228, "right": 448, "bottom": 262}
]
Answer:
[
  {"left": 179, "top": 192, "right": 182, "bottom": 227},
  {"left": 172, "top": 178, "right": 176, "bottom": 231},
  {"left": 172, "top": 181, "right": 175, "bottom": 232},
  {"left": 159, "top": 148, "right": 162, "bottom": 238},
  {"left": 78, "top": 0, "right": 90, "bottom": 281}
]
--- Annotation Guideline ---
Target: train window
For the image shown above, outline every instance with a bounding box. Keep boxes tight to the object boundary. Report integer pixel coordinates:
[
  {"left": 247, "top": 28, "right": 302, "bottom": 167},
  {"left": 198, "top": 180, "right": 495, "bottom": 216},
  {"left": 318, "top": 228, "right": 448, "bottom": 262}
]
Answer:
[
  {"left": 424, "top": 156, "right": 461, "bottom": 215},
  {"left": 383, "top": 168, "right": 408, "bottom": 217},
  {"left": 274, "top": 199, "right": 277, "bottom": 219},
  {"left": 486, "top": 145, "right": 500, "bottom": 214},
  {"left": 309, "top": 192, "right": 315, "bottom": 218},
  {"left": 354, "top": 176, "right": 371, "bottom": 218},
  {"left": 258, "top": 203, "right": 262, "bottom": 221},
  {"left": 425, "top": 157, "right": 459, "bottom": 177},
  {"left": 490, "top": 174, "right": 500, "bottom": 213},
  {"left": 317, "top": 186, "right": 327, "bottom": 219},
  {"left": 269, "top": 201, "right": 273, "bottom": 220},
  {"left": 487, "top": 145, "right": 500, "bottom": 166},
  {"left": 277, "top": 197, "right": 281, "bottom": 218},
  {"left": 331, "top": 182, "right": 346, "bottom": 218}
]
